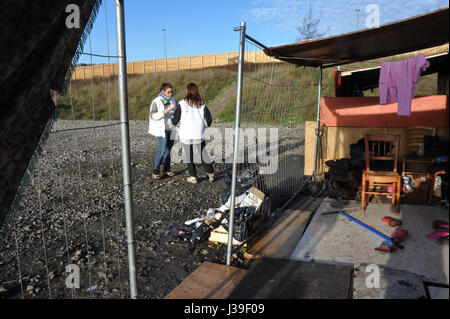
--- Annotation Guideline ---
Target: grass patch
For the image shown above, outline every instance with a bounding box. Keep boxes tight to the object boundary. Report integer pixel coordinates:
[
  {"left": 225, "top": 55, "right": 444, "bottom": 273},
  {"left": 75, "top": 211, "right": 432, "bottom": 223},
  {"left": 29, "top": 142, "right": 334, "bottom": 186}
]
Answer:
[{"left": 57, "top": 59, "right": 438, "bottom": 125}]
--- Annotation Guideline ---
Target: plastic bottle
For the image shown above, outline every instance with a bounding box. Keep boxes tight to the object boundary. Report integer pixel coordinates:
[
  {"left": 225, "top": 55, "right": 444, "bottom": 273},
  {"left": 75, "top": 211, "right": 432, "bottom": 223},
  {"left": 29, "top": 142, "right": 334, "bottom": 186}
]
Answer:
[{"left": 185, "top": 217, "right": 205, "bottom": 225}]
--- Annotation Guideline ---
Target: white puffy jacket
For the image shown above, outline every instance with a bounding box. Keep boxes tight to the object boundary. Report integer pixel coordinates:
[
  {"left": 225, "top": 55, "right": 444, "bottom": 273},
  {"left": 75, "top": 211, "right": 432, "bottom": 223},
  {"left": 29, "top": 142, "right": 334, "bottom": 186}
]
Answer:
[{"left": 148, "top": 96, "right": 176, "bottom": 137}]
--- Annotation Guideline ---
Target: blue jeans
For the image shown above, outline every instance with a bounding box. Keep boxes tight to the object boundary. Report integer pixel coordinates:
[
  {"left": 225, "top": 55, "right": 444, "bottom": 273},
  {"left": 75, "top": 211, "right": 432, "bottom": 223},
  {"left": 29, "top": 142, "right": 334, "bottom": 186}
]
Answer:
[{"left": 154, "top": 131, "right": 174, "bottom": 171}]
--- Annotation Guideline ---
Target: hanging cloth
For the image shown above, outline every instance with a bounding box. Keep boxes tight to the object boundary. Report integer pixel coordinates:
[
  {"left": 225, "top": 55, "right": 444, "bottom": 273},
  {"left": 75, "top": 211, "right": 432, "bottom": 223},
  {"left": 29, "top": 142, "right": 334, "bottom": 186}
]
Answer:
[{"left": 379, "top": 53, "right": 430, "bottom": 116}]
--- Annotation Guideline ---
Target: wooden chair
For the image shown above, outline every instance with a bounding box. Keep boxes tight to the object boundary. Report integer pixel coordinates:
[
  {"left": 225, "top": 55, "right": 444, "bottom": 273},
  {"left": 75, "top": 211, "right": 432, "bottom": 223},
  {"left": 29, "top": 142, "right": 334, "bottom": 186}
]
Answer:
[
  {"left": 402, "top": 126, "right": 436, "bottom": 176},
  {"left": 361, "top": 134, "right": 401, "bottom": 215}
]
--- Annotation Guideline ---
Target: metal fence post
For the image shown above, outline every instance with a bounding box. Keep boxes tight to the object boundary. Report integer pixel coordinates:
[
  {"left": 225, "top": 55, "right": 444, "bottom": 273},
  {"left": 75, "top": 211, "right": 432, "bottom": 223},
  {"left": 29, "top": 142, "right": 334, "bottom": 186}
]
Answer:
[
  {"left": 313, "top": 65, "right": 323, "bottom": 173},
  {"left": 115, "top": 0, "right": 138, "bottom": 299},
  {"left": 227, "top": 21, "right": 246, "bottom": 266}
]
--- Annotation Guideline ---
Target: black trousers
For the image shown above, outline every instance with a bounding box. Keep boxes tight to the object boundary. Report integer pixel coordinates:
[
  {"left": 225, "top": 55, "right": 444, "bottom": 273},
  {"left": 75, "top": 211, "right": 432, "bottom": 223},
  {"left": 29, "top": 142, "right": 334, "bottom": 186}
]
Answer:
[{"left": 183, "top": 141, "right": 214, "bottom": 177}]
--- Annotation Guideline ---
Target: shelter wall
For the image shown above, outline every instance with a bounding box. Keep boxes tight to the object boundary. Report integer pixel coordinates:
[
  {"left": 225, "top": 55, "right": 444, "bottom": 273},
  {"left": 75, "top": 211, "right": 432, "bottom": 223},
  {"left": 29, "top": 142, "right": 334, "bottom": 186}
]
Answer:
[{"left": 304, "top": 122, "right": 449, "bottom": 175}]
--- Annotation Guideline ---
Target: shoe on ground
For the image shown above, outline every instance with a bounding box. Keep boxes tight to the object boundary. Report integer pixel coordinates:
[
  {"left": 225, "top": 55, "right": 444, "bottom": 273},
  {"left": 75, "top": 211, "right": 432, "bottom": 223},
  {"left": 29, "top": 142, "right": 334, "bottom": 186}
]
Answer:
[
  {"left": 207, "top": 173, "right": 215, "bottom": 183},
  {"left": 152, "top": 168, "right": 161, "bottom": 180},
  {"left": 187, "top": 176, "right": 198, "bottom": 184},
  {"left": 164, "top": 171, "right": 175, "bottom": 177},
  {"left": 152, "top": 173, "right": 162, "bottom": 180}
]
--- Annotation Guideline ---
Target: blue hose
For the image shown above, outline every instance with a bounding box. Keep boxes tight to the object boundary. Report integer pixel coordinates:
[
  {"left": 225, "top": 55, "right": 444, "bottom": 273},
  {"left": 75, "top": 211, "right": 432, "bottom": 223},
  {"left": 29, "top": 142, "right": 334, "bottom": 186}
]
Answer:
[{"left": 323, "top": 210, "right": 394, "bottom": 245}]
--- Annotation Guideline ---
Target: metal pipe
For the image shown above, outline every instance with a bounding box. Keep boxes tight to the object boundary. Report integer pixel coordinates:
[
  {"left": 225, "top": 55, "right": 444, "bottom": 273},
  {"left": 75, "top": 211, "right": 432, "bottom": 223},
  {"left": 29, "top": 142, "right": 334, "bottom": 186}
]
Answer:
[
  {"left": 227, "top": 21, "right": 246, "bottom": 266},
  {"left": 162, "top": 28, "right": 167, "bottom": 71},
  {"left": 313, "top": 65, "right": 322, "bottom": 173},
  {"left": 244, "top": 34, "right": 270, "bottom": 51},
  {"left": 115, "top": 0, "right": 138, "bottom": 299}
]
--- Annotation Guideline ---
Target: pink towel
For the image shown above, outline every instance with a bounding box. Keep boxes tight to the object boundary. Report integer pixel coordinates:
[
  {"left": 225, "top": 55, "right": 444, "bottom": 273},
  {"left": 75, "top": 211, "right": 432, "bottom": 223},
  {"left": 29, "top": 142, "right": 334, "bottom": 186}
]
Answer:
[{"left": 379, "top": 54, "right": 430, "bottom": 116}]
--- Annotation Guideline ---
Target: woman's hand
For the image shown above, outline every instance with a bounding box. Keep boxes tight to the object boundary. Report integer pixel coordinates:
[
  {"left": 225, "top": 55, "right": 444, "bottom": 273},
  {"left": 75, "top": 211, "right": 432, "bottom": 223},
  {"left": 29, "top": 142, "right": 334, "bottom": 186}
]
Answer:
[{"left": 164, "top": 107, "right": 175, "bottom": 115}]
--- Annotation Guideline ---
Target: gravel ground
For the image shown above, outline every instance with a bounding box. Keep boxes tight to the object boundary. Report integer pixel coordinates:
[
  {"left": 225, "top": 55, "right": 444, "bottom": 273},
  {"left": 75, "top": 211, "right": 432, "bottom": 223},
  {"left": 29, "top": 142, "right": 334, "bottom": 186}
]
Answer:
[{"left": 0, "top": 120, "right": 305, "bottom": 299}]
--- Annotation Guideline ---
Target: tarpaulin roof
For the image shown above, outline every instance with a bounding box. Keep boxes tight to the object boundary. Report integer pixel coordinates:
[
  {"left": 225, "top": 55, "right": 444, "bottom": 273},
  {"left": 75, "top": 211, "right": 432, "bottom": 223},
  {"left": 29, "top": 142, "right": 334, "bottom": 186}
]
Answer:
[{"left": 266, "top": 7, "right": 449, "bottom": 68}]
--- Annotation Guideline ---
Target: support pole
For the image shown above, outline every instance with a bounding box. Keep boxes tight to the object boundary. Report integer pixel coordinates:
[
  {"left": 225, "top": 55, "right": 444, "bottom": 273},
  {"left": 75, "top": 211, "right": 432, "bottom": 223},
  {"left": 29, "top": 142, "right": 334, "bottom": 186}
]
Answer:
[
  {"left": 313, "top": 65, "right": 323, "bottom": 173},
  {"left": 227, "top": 21, "right": 246, "bottom": 266},
  {"left": 115, "top": 0, "right": 138, "bottom": 299}
]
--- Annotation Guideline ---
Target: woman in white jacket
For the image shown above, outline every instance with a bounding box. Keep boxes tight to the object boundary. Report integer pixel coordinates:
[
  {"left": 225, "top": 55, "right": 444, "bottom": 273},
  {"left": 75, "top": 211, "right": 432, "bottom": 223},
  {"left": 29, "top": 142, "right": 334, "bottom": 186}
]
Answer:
[
  {"left": 148, "top": 82, "right": 177, "bottom": 180},
  {"left": 171, "top": 83, "right": 214, "bottom": 184}
]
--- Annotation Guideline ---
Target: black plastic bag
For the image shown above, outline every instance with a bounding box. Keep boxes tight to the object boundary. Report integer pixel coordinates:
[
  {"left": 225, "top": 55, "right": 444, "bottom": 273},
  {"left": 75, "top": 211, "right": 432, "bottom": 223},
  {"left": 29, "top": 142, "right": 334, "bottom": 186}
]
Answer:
[
  {"left": 221, "top": 169, "right": 260, "bottom": 205},
  {"left": 221, "top": 206, "right": 255, "bottom": 242},
  {"left": 190, "top": 222, "right": 211, "bottom": 245},
  {"left": 169, "top": 224, "right": 193, "bottom": 240}
]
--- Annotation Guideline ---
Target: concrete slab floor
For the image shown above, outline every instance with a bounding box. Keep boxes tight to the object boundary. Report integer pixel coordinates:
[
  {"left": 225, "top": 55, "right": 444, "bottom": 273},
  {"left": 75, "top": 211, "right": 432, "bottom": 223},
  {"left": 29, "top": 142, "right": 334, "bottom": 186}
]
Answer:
[
  {"left": 352, "top": 264, "right": 427, "bottom": 299},
  {"left": 291, "top": 197, "right": 449, "bottom": 286},
  {"left": 426, "top": 284, "right": 449, "bottom": 299}
]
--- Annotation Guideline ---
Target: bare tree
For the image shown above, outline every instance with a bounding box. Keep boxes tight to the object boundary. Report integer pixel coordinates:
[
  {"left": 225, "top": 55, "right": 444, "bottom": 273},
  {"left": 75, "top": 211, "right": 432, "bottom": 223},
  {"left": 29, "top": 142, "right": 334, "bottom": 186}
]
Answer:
[{"left": 296, "top": 6, "right": 330, "bottom": 41}]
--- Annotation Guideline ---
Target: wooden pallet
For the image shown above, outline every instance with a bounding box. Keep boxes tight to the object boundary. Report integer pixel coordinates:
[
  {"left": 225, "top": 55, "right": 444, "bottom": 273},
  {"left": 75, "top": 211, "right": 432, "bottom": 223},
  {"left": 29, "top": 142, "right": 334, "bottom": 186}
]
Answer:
[
  {"left": 245, "top": 209, "right": 313, "bottom": 259},
  {"left": 164, "top": 261, "right": 248, "bottom": 299}
]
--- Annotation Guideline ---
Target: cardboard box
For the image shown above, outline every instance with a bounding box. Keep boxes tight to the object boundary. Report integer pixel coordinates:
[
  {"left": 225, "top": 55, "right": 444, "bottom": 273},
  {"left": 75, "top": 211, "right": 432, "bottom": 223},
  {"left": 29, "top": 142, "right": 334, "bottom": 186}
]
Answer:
[{"left": 209, "top": 226, "right": 244, "bottom": 245}]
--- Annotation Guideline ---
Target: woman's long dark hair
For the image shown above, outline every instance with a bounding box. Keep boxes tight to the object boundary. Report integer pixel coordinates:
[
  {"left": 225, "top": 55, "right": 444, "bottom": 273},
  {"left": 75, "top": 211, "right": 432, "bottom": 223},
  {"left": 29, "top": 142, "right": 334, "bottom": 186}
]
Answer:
[{"left": 184, "top": 82, "right": 204, "bottom": 108}]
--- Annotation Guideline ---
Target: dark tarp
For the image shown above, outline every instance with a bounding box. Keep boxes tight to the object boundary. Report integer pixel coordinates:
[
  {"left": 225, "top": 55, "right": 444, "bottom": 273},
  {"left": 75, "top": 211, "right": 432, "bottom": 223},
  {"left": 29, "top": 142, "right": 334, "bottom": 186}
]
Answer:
[
  {"left": 266, "top": 8, "right": 449, "bottom": 68},
  {"left": 0, "top": 0, "right": 101, "bottom": 228}
]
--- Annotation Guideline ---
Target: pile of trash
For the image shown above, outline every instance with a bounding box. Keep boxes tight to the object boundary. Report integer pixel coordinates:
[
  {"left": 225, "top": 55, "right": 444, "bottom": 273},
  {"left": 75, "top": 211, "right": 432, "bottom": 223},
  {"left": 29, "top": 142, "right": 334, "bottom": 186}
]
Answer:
[{"left": 170, "top": 169, "right": 268, "bottom": 245}]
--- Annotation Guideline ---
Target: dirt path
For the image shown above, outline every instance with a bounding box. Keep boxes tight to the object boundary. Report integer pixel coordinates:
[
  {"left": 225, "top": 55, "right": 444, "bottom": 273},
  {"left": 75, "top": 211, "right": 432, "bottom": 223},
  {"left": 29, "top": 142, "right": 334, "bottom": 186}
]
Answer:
[{"left": 208, "top": 82, "right": 237, "bottom": 118}]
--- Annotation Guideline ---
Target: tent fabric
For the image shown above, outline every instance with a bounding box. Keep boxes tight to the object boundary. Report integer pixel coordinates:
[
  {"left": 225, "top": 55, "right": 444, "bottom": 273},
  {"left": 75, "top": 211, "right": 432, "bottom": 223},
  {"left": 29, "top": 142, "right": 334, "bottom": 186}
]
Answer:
[
  {"left": 0, "top": 0, "right": 101, "bottom": 228},
  {"left": 319, "top": 96, "right": 449, "bottom": 127},
  {"left": 266, "top": 8, "right": 449, "bottom": 68}
]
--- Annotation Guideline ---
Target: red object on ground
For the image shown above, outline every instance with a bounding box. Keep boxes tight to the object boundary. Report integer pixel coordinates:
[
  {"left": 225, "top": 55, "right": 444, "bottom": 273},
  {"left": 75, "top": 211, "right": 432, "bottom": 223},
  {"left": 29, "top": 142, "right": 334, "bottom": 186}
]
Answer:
[
  {"left": 432, "top": 220, "right": 449, "bottom": 230},
  {"left": 382, "top": 216, "right": 403, "bottom": 227},
  {"left": 375, "top": 241, "right": 398, "bottom": 253},
  {"left": 427, "top": 229, "right": 449, "bottom": 241},
  {"left": 391, "top": 229, "right": 409, "bottom": 243},
  {"left": 319, "top": 96, "right": 449, "bottom": 127}
]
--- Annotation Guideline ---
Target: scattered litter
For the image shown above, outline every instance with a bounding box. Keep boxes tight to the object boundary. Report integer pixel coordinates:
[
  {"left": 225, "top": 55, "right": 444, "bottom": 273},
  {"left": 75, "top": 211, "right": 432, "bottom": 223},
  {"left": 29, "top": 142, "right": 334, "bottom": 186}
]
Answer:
[
  {"left": 426, "top": 220, "right": 449, "bottom": 243},
  {"left": 184, "top": 217, "right": 205, "bottom": 226},
  {"left": 170, "top": 169, "right": 268, "bottom": 246},
  {"left": 86, "top": 285, "right": 97, "bottom": 291},
  {"left": 382, "top": 216, "right": 403, "bottom": 227}
]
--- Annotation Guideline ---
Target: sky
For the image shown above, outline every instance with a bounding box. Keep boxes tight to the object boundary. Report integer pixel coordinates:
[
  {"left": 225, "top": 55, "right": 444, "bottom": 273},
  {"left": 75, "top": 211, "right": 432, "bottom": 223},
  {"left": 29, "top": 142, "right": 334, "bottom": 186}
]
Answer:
[{"left": 78, "top": 0, "right": 449, "bottom": 65}]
